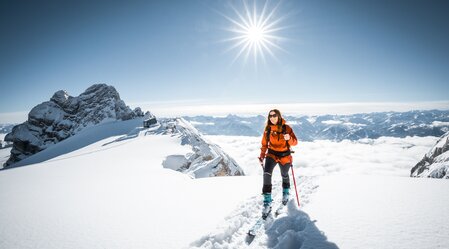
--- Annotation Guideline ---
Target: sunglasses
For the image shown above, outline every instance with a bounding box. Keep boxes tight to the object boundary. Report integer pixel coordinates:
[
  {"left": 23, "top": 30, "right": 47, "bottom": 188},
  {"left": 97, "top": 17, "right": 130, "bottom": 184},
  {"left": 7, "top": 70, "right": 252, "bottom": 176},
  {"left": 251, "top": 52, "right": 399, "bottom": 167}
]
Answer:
[{"left": 269, "top": 113, "right": 278, "bottom": 118}]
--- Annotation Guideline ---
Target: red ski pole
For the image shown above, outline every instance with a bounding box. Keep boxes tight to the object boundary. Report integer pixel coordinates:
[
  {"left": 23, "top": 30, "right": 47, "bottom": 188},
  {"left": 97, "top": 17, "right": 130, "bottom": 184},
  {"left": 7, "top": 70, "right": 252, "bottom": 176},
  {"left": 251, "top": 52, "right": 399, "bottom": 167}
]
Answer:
[
  {"left": 258, "top": 157, "right": 264, "bottom": 170},
  {"left": 291, "top": 165, "right": 300, "bottom": 208}
]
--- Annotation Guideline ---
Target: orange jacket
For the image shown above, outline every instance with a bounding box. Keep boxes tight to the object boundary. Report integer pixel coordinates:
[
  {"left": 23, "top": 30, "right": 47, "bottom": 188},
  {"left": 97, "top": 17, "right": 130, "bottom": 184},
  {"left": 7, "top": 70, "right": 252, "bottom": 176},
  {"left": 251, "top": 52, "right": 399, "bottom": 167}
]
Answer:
[{"left": 260, "top": 119, "right": 298, "bottom": 165}]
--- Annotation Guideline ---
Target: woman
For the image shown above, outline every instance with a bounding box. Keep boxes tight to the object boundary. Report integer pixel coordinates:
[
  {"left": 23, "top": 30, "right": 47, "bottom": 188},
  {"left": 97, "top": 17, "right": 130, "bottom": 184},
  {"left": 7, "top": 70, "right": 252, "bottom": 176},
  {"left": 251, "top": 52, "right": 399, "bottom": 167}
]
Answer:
[{"left": 258, "top": 109, "right": 298, "bottom": 218}]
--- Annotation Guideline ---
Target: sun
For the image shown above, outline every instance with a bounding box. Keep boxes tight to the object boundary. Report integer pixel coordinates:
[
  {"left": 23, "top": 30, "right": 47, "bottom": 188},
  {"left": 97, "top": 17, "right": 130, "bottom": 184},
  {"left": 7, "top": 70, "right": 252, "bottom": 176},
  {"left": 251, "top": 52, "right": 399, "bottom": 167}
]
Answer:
[
  {"left": 220, "top": 0, "right": 288, "bottom": 66},
  {"left": 247, "top": 26, "right": 264, "bottom": 43}
]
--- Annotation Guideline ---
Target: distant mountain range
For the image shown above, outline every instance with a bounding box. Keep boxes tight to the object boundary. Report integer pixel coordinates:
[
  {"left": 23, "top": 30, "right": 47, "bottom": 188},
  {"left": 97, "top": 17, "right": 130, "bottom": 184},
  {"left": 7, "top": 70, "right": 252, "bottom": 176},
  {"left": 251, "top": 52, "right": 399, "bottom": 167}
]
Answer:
[
  {"left": 3, "top": 110, "right": 448, "bottom": 145},
  {"left": 183, "top": 110, "right": 449, "bottom": 141}
]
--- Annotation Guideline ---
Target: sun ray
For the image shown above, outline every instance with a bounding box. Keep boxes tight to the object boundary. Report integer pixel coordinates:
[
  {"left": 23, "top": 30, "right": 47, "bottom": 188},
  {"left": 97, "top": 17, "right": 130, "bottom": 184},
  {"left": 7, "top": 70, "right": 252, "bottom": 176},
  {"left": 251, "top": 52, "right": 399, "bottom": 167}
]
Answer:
[
  {"left": 230, "top": 5, "right": 251, "bottom": 29},
  {"left": 259, "top": 1, "right": 281, "bottom": 29},
  {"left": 219, "top": 35, "right": 248, "bottom": 43},
  {"left": 242, "top": 0, "right": 253, "bottom": 27},
  {"left": 263, "top": 38, "right": 288, "bottom": 54},
  {"left": 231, "top": 39, "right": 252, "bottom": 65},
  {"left": 260, "top": 39, "right": 276, "bottom": 59},
  {"left": 221, "top": 13, "right": 249, "bottom": 32},
  {"left": 224, "top": 37, "right": 250, "bottom": 54},
  {"left": 257, "top": 0, "right": 269, "bottom": 27},
  {"left": 263, "top": 15, "right": 288, "bottom": 31},
  {"left": 221, "top": 0, "right": 289, "bottom": 66},
  {"left": 263, "top": 25, "right": 293, "bottom": 34},
  {"left": 257, "top": 40, "right": 267, "bottom": 65},
  {"left": 253, "top": 0, "right": 258, "bottom": 29}
]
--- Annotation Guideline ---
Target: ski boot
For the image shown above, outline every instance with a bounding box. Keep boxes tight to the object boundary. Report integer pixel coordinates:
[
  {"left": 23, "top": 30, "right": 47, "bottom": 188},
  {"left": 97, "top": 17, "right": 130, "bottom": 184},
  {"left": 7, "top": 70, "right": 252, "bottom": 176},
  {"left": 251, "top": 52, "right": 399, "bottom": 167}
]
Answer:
[
  {"left": 262, "top": 193, "right": 272, "bottom": 219},
  {"left": 282, "top": 188, "right": 290, "bottom": 205}
]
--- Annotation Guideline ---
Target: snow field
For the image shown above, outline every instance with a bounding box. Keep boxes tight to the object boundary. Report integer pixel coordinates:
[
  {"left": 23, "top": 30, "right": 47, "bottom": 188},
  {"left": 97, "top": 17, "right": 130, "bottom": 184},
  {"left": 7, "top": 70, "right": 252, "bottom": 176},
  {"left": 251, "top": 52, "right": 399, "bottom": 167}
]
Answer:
[
  {"left": 1, "top": 121, "right": 448, "bottom": 249},
  {"left": 0, "top": 123, "right": 258, "bottom": 249},
  {"left": 190, "top": 176, "right": 324, "bottom": 248},
  {"left": 302, "top": 175, "right": 449, "bottom": 249}
]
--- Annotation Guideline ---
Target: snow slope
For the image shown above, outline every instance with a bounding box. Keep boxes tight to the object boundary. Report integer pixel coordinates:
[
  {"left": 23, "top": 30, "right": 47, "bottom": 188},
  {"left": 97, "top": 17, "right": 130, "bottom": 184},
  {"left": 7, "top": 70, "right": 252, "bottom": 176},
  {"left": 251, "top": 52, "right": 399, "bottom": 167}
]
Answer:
[
  {"left": 191, "top": 135, "right": 449, "bottom": 248},
  {"left": 0, "top": 147, "right": 11, "bottom": 166},
  {"left": 1, "top": 120, "right": 448, "bottom": 249},
  {"left": 302, "top": 175, "right": 449, "bottom": 249},
  {"left": 191, "top": 175, "right": 449, "bottom": 249},
  {"left": 0, "top": 120, "right": 259, "bottom": 248}
]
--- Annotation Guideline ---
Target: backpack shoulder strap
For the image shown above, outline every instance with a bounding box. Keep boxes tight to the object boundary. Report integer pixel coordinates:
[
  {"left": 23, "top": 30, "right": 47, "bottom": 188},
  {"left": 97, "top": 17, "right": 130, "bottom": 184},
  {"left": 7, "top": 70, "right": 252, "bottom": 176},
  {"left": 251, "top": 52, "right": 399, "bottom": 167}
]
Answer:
[{"left": 282, "top": 124, "right": 291, "bottom": 151}]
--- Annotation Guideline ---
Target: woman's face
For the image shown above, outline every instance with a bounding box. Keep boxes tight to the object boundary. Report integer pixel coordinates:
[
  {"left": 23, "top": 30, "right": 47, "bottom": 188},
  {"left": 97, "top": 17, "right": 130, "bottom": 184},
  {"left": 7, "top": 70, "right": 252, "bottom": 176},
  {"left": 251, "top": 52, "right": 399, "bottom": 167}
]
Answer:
[{"left": 269, "top": 111, "right": 278, "bottom": 124}]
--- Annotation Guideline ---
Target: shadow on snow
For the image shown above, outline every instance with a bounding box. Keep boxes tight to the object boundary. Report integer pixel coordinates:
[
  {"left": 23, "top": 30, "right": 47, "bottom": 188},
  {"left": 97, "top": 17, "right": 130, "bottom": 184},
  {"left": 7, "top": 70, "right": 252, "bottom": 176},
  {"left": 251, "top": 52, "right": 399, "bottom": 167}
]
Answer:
[{"left": 265, "top": 201, "right": 339, "bottom": 249}]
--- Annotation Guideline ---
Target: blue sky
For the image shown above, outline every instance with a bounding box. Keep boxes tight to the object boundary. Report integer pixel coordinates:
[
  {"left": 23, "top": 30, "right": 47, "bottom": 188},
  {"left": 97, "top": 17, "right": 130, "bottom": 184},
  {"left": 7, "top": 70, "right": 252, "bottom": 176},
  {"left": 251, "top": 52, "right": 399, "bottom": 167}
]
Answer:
[{"left": 1, "top": 0, "right": 448, "bottom": 116}]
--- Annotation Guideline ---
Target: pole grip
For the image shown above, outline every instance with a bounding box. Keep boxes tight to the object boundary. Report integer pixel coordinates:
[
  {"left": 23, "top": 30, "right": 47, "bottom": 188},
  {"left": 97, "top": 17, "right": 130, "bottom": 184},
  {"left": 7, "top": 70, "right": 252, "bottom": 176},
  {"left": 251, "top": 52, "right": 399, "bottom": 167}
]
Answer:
[{"left": 258, "top": 157, "right": 264, "bottom": 170}]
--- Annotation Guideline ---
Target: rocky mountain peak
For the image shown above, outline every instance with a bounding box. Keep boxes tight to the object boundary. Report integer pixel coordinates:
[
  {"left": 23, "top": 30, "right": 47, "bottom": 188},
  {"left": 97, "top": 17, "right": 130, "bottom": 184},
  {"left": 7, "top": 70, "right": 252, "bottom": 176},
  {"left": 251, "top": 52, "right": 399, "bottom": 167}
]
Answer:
[
  {"left": 50, "top": 90, "right": 70, "bottom": 105},
  {"left": 3, "top": 84, "right": 143, "bottom": 168},
  {"left": 411, "top": 131, "right": 449, "bottom": 178}
]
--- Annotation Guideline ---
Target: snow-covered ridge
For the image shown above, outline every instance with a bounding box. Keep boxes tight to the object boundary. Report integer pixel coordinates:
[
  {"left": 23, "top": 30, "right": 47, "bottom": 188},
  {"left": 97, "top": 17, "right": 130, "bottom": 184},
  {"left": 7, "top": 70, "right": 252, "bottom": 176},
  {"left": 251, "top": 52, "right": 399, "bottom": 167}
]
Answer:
[
  {"left": 3, "top": 84, "right": 143, "bottom": 168},
  {"left": 1, "top": 115, "right": 243, "bottom": 179},
  {"left": 0, "top": 117, "right": 253, "bottom": 249},
  {"left": 183, "top": 110, "right": 449, "bottom": 141},
  {"left": 146, "top": 117, "right": 244, "bottom": 178},
  {"left": 411, "top": 131, "right": 449, "bottom": 178}
]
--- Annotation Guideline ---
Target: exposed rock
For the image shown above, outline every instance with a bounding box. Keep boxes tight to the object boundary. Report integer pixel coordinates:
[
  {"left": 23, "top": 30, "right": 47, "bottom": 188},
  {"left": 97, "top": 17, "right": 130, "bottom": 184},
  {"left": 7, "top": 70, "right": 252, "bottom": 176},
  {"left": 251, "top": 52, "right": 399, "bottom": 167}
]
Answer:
[
  {"left": 143, "top": 111, "right": 157, "bottom": 128},
  {"left": 153, "top": 118, "right": 244, "bottom": 178},
  {"left": 4, "top": 84, "right": 143, "bottom": 168},
  {"left": 411, "top": 131, "right": 449, "bottom": 178}
]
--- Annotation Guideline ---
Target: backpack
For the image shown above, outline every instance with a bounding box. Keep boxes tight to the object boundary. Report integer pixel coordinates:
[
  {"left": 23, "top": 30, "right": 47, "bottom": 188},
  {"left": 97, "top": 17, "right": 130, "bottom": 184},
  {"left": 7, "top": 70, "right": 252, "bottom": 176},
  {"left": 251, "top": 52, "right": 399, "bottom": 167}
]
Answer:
[{"left": 265, "top": 124, "right": 294, "bottom": 153}]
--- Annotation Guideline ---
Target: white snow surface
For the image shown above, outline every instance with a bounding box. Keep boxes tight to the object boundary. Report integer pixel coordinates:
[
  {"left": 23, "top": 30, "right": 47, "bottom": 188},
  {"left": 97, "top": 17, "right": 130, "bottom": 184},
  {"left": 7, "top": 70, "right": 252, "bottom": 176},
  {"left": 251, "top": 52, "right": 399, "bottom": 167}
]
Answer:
[
  {"left": 321, "top": 120, "right": 343, "bottom": 125},
  {"left": 0, "top": 147, "right": 11, "bottom": 167},
  {"left": 302, "top": 175, "right": 449, "bottom": 249},
  {"left": 0, "top": 120, "right": 258, "bottom": 249},
  {"left": 1, "top": 121, "right": 448, "bottom": 249}
]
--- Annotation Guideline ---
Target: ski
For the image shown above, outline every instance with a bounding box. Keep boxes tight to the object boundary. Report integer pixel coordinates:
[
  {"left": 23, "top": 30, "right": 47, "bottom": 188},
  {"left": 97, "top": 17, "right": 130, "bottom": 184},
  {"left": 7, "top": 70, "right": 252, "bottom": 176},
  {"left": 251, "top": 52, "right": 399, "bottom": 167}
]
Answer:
[
  {"left": 247, "top": 216, "right": 266, "bottom": 237},
  {"left": 274, "top": 203, "right": 287, "bottom": 217},
  {"left": 246, "top": 201, "right": 287, "bottom": 243},
  {"left": 245, "top": 205, "right": 274, "bottom": 244},
  {"left": 246, "top": 215, "right": 270, "bottom": 244}
]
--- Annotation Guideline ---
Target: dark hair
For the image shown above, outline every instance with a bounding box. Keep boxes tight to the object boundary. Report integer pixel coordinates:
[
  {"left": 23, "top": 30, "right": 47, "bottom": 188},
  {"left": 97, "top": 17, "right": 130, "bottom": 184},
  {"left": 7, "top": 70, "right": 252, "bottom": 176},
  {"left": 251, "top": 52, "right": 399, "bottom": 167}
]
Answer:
[{"left": 265, "top": 109, "right": 283, "bottom": 131}]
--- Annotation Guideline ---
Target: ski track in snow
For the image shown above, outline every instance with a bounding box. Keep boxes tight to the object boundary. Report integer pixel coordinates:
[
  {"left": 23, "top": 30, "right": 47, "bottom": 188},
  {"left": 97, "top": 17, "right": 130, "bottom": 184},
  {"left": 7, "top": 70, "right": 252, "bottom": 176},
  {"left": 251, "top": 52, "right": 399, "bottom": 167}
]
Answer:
[
  {"left": 190, "top": 135, "right": 439, "bottom": 248},
  {"left": 189, "top": 176, "right": 337, "bottom": 249}
]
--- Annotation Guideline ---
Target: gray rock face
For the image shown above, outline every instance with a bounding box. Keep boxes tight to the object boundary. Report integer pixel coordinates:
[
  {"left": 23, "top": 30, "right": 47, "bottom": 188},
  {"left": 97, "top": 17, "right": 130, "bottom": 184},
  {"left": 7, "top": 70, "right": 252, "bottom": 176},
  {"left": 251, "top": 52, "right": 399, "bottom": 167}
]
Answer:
[
  {"left": 4, "top": 84, "right": 143, "bottom": 168},
  {"left": 150, "top": 118, "right": 244, "bottom": 178},
  {"left": 411, "top": 132, "right": 449, "bottom": 178}
]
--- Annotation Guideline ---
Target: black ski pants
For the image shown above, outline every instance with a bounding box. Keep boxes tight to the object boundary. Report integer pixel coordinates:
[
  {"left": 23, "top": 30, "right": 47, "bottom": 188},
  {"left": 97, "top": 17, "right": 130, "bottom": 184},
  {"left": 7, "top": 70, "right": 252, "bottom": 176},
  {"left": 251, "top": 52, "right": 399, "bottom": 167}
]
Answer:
[{"left": 262, "top": 156, "right": 291, "bottom": 194}]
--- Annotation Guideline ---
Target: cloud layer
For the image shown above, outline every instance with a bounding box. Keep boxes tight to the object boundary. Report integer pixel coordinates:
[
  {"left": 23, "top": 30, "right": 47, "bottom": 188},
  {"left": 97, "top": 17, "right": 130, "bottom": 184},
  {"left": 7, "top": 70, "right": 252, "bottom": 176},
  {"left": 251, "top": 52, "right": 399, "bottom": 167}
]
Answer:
[{"left": 205, "top": 135, "right": 438, "bottom": 177}]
